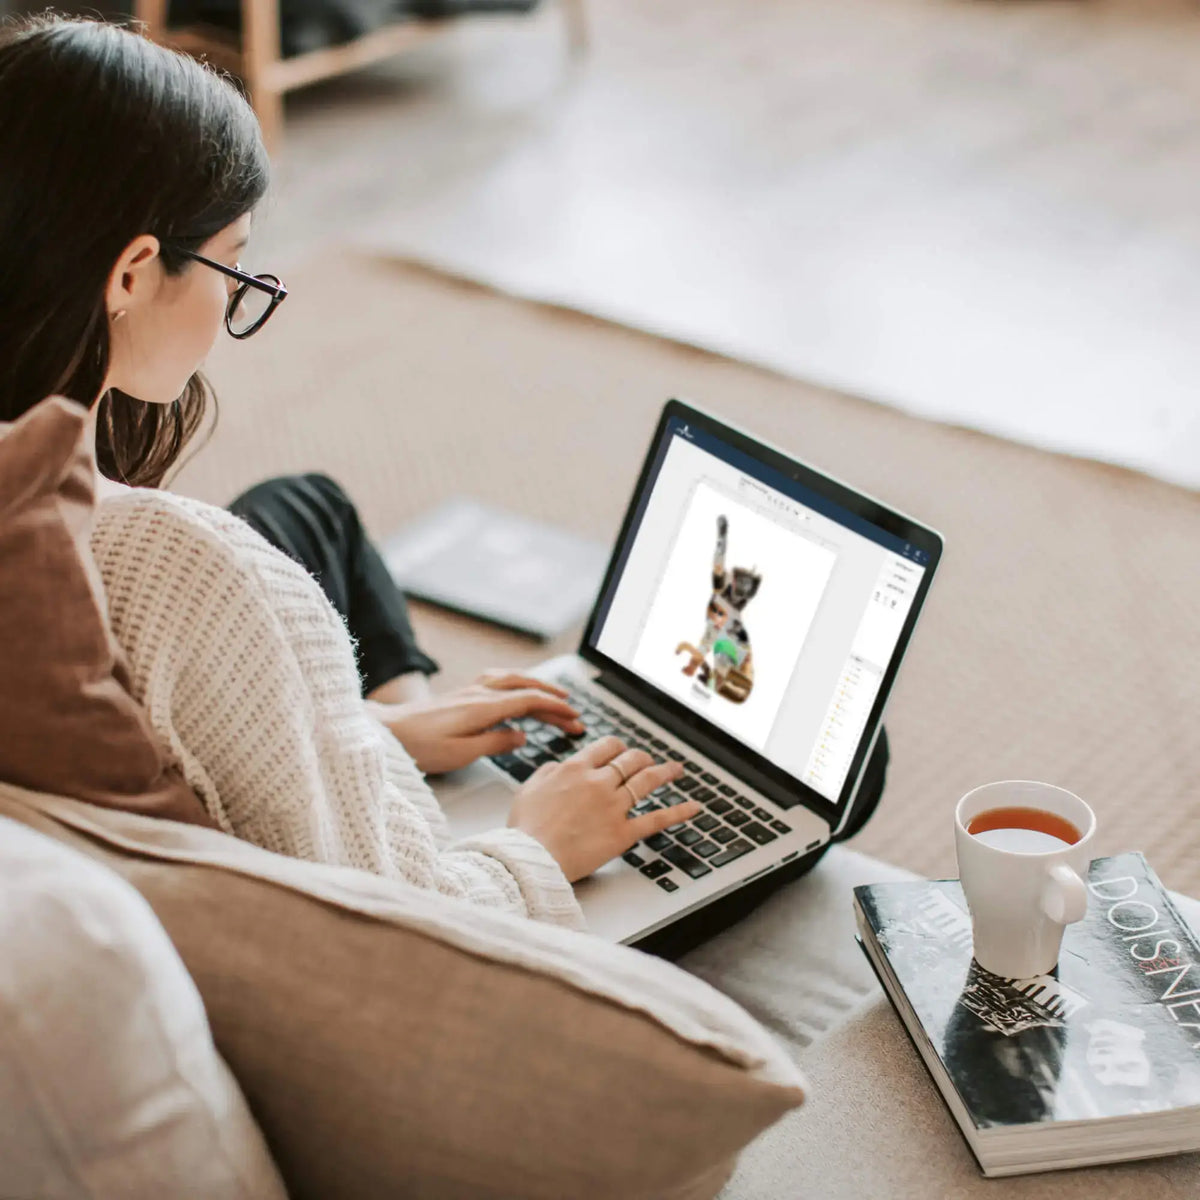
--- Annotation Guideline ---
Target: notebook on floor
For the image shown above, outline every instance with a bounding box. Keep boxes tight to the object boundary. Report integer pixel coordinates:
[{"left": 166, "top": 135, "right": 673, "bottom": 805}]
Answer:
[
  {"left": 432, "top": 399, "right": 943, "bottom": 944},
  {"left": 382, "top": 498, "right": 608, "bottom": 640}
]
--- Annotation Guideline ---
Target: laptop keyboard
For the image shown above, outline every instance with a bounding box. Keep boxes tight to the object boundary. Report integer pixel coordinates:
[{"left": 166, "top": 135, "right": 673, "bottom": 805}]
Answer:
[{"left": 489, "top": 680, "right": 793, "bottom": 892}]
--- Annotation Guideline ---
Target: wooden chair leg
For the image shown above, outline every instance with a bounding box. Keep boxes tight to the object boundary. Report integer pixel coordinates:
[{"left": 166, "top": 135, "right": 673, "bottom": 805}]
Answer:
[
  {"left": 133, "top": 0, "right": 170, "bottom": 41},
  {"left": 250, "top": 83, "right": 284, "bottom": 153},
  {"left": 242, "top": 0, "right": 285, "bottom": 152},
  {"left": 562, "top": 0, "right": 589, "bottom": 57}
]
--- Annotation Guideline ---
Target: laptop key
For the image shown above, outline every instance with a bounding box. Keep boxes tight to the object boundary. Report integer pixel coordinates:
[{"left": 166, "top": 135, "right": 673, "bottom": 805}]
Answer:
[
  {"left": 742, "top": 822, "right": 777, "bottom": 846},
  {"left": 657, "top": 878, "right": 679, "bottom": 893},
  {"left": 644, "top": 833, "right": 672, "bottom": 851},
  {"left": 753, "top": 807, "right": 774, "bottom": 822},
  {"left": 661, "top": 844, "right": 712, "bottom": 879},
  {"left": 640, "top": 860, "right": 671, "bottom": 880},
  {"left": 693, "top": 840, "right": 720, "bottom": 858},
  {"left": 718, "top": 784, "right": 736, "bottom": 797},
  {"left": 546, "top": 736, "right": 575, "bottom": 755},
  {"left": 675, "top": 776, "right": 698, "bottom": 793},
  {"left": 701, "top": 772, "right": 719, "bottom": 785},
  {"left": 667, "top": 750, "right": 685, "bottom": 761},
  {"left": 623, "top": 850, "right": 645, "bottom": 867},
  {"left": 710, "top": 838, "right": 754, "bottom": 868},
  {"left": 725, "top": 810, "right": 749, "bottom": 827},
  {"left": 693, "top": 814, "right": 719, "bottom": 832},
  {"left": 708, "top": 798, "right": 733, "bottom": 816},
  {"left": 711, "top": 825, "right": 737, "bottom": 844},
  {"left": 693, "top": 787, "right": 715, "bottom": 803},
  {"left": 771, "top": 819, "right": 792, "bottom": 835},
  {"left": 676, "top": 828, "right": 702, "bottom": 846},
  {"left": 491, "top": 754, "right": 535, "bottom": 783},
  {"left": 732, "top": 794, "right": 754, "bottom": 809},
  {"left": 650, "top": 738, "right": 667, "bottom": 751}
]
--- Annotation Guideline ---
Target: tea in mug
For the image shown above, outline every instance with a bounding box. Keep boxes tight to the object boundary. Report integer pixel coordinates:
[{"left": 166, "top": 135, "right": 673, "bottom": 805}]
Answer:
[{"left": 966, "top": 805, "right": 1083, "bottom": 854}]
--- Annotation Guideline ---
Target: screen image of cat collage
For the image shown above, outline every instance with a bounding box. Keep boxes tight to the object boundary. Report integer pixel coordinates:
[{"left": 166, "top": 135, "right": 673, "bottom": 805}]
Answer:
[{"left": 631, "top": 478, "right": 838, "bottom": 751}]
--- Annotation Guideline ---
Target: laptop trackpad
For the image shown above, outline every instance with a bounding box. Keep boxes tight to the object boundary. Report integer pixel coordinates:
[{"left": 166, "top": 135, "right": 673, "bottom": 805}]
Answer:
[{"left": 436, "top": 762, "right": 516, "bottom": 841}]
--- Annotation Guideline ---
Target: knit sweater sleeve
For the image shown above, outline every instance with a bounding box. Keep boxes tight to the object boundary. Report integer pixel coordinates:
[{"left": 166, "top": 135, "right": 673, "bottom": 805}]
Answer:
[{"left": 91, "top": 490, "right": 584, "bottom": 930}]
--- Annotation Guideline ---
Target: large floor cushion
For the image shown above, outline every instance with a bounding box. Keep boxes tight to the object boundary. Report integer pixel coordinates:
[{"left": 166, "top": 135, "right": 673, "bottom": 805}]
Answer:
[
  {"left": 0, "top": 782, "right": 807, "bottom": 1200},
  {"left": 0, "top": 816, "right": 286, "bottom": 1200}
]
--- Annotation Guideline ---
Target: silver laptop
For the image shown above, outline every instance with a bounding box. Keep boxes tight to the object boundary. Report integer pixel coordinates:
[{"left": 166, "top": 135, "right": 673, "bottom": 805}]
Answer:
[{"left": 434, "top": 400, "right": 943, "bottom": 944}]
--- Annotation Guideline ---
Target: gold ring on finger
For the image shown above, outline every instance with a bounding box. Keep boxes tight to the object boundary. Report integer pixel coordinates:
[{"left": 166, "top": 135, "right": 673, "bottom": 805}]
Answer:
[
  {"left": 622, "top": 780, "right": 639, "bottom": 807},
  {"left": 608, "top": 760, "right": 629, "bottom": 785}
]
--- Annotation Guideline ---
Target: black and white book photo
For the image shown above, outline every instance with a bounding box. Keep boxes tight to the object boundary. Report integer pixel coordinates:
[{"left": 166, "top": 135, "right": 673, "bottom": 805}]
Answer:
[{"left": 854, "top": 853, "right": 1200, "bottom": 1177}]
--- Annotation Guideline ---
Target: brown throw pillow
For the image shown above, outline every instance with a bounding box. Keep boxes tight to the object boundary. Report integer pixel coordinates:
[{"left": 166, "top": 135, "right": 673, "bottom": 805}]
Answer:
[
  {"left": 0, "top": 396, "right": 212, "bottom": 827},
  {"left": 0, "top": 783, "right": 807, "bottom": 1200}
]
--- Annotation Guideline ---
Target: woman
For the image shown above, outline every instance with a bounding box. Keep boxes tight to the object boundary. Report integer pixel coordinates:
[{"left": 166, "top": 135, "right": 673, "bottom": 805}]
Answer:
[{"left": 0, "top": 14, "right": 702, "bottom": 930}]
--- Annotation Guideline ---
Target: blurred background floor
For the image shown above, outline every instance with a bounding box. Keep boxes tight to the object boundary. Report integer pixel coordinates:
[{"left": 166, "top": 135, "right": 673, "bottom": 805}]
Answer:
[
  {"left": 244, "top": 0, "right": 1200, "bottom": 488},
  {"left": 180, "top": 250, "right": 1200, "bottom": 894}
]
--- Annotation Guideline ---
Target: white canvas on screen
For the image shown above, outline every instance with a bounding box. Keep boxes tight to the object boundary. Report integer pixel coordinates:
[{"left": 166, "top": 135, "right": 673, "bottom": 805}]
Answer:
[{"left": 630, "top": 480, "right": 837, "bottom": 751}]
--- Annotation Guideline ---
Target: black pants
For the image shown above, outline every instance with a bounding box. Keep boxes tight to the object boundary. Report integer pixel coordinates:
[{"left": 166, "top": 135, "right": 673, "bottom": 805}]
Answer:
[{"left": 229, "top": 473, "right": 438, "bottom": 696}]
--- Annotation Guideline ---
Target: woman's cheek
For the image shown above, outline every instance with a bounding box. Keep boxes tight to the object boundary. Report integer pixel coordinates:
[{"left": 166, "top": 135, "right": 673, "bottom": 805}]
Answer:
[{"left": 199, "top": 284, "right": 228, "bottom": 356}]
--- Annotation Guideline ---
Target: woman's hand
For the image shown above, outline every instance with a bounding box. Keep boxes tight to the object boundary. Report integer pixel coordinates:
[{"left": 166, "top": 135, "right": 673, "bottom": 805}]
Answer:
[
  {"left": 374, "top": 670, "right": 584, "bottom": 775},
  {"left": 507, "top": 736, "right": 703, "bottom": 883}
]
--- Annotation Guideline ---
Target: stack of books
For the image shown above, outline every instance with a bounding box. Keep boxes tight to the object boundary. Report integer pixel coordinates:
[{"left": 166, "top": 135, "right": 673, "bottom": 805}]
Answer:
[{"left": 854, "top": 853, "right": 1200, "bottom": 1177}]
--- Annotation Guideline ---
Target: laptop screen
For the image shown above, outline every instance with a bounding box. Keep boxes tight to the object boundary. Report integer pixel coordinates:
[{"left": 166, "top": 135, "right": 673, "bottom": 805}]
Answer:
[{"left": 584, "top": 405, "right": 938, "bottom": 818}]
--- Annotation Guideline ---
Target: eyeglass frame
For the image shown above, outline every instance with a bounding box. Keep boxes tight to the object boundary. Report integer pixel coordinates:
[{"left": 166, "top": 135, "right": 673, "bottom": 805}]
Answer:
[{"left": 172, "top": 247, "right": 288, "bottom": 339}]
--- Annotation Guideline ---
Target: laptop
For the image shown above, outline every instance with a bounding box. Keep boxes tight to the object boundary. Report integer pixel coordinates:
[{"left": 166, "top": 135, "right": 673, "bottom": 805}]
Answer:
[{"left": 434, "top": 399, "right": 943, "bottom": 944}]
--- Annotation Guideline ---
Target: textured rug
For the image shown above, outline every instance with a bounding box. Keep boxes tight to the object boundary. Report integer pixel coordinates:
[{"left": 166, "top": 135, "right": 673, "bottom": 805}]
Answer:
[
  {"left": 175, "top": 249, "right": 1200, "bottom": 896},
  {"left": 335, "top": 0, "right": 1200, "bottom": 488}
]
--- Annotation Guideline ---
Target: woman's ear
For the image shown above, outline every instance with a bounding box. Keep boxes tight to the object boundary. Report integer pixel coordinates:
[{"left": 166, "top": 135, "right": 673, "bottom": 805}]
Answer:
[{"left": 104, "top": 234, "right": 162, "bottom": 319}]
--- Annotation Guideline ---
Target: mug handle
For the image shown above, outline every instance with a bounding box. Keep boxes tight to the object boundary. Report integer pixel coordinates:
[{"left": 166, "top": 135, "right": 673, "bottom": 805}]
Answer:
[{"left": 1040, "top": 863, "right": 1088, "bottom": 925}]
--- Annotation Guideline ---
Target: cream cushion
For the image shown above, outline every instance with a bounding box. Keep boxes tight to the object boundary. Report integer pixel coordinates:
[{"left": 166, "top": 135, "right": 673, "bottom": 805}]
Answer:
[
  {"left": 0, "top": 816, "right": 287, "bottom": 1200},
  {"left": 0, "top": 782, "right": 806, "bottom": 1200}
]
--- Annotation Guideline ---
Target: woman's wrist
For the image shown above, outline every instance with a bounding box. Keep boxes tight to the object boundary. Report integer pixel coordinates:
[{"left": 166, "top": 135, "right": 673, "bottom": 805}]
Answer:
[{"left": 367, "top": 671, "right": 433, "bottom": 706}]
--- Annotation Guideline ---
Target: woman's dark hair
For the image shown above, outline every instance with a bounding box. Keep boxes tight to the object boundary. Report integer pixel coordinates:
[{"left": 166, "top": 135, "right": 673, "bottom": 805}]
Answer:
[{"left": 0, "top": 14, "right": 270, "bottom": 485}]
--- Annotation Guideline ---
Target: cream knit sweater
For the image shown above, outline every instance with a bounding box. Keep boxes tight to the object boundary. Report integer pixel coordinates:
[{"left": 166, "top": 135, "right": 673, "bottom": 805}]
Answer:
[{"left": 90, "top": 488, "right": 585, "bottom": 931}]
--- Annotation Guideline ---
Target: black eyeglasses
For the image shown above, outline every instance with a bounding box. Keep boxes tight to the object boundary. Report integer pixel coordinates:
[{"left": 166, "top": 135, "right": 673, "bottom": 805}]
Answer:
[{"left": 174, "top": 248, "right": 288, "bottom": 339}]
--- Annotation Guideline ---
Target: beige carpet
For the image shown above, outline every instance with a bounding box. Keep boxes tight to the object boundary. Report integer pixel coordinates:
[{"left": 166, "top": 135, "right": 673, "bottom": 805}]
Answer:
[{"left": 175, "top": 250, "right": 1200, "bottom": 896}]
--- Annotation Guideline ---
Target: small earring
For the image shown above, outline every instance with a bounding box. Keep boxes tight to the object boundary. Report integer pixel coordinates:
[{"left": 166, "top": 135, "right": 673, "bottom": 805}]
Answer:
[{"left": 111, "top": 310, "right": 126, "bottom": 322}]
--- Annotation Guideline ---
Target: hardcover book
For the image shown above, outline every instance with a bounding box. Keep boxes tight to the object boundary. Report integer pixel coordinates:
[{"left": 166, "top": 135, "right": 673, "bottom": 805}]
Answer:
[{"left": 854, "top": 853, "right": 1200, "bottom": 1176}]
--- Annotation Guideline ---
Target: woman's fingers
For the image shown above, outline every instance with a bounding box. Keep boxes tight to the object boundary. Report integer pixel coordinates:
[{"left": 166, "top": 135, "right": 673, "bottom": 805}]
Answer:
[
  {"left": 471, "top": 688, "right": 583, "bottom": 732},
  {"left": 456, "top": 725, "right": 528, "bottom": 764},
  {"left": 619, "top": 758, "right": 684, "bottom": 802},
  {"left": 477, "top": 670, "right": 570, "bottom": 699},
  {"left": 625, "top": 799, "right": 703, "bottom": 844},
  {"left": 602, "top": 747, "right": 656, "bottom": 786},
  {"left": 571, "top": 735, "right": 627, "bottom": 767}
]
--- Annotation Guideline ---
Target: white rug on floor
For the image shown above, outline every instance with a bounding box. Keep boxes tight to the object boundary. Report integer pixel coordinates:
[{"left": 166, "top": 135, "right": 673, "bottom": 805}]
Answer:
[{"left": 353, "top": 0, "right": 1200, "bottom": 489}]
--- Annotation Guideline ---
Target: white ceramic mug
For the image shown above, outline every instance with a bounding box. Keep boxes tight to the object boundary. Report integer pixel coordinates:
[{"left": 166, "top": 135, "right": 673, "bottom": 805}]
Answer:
[{"left": 954, "top": 780, "right": 1096, "bottom": 979}]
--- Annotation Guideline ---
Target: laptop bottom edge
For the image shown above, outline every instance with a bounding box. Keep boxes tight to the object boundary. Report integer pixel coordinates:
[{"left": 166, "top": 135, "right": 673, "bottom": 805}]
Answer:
[{"left": 629, "top": 841, "right": 833, "bottom": 961}]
